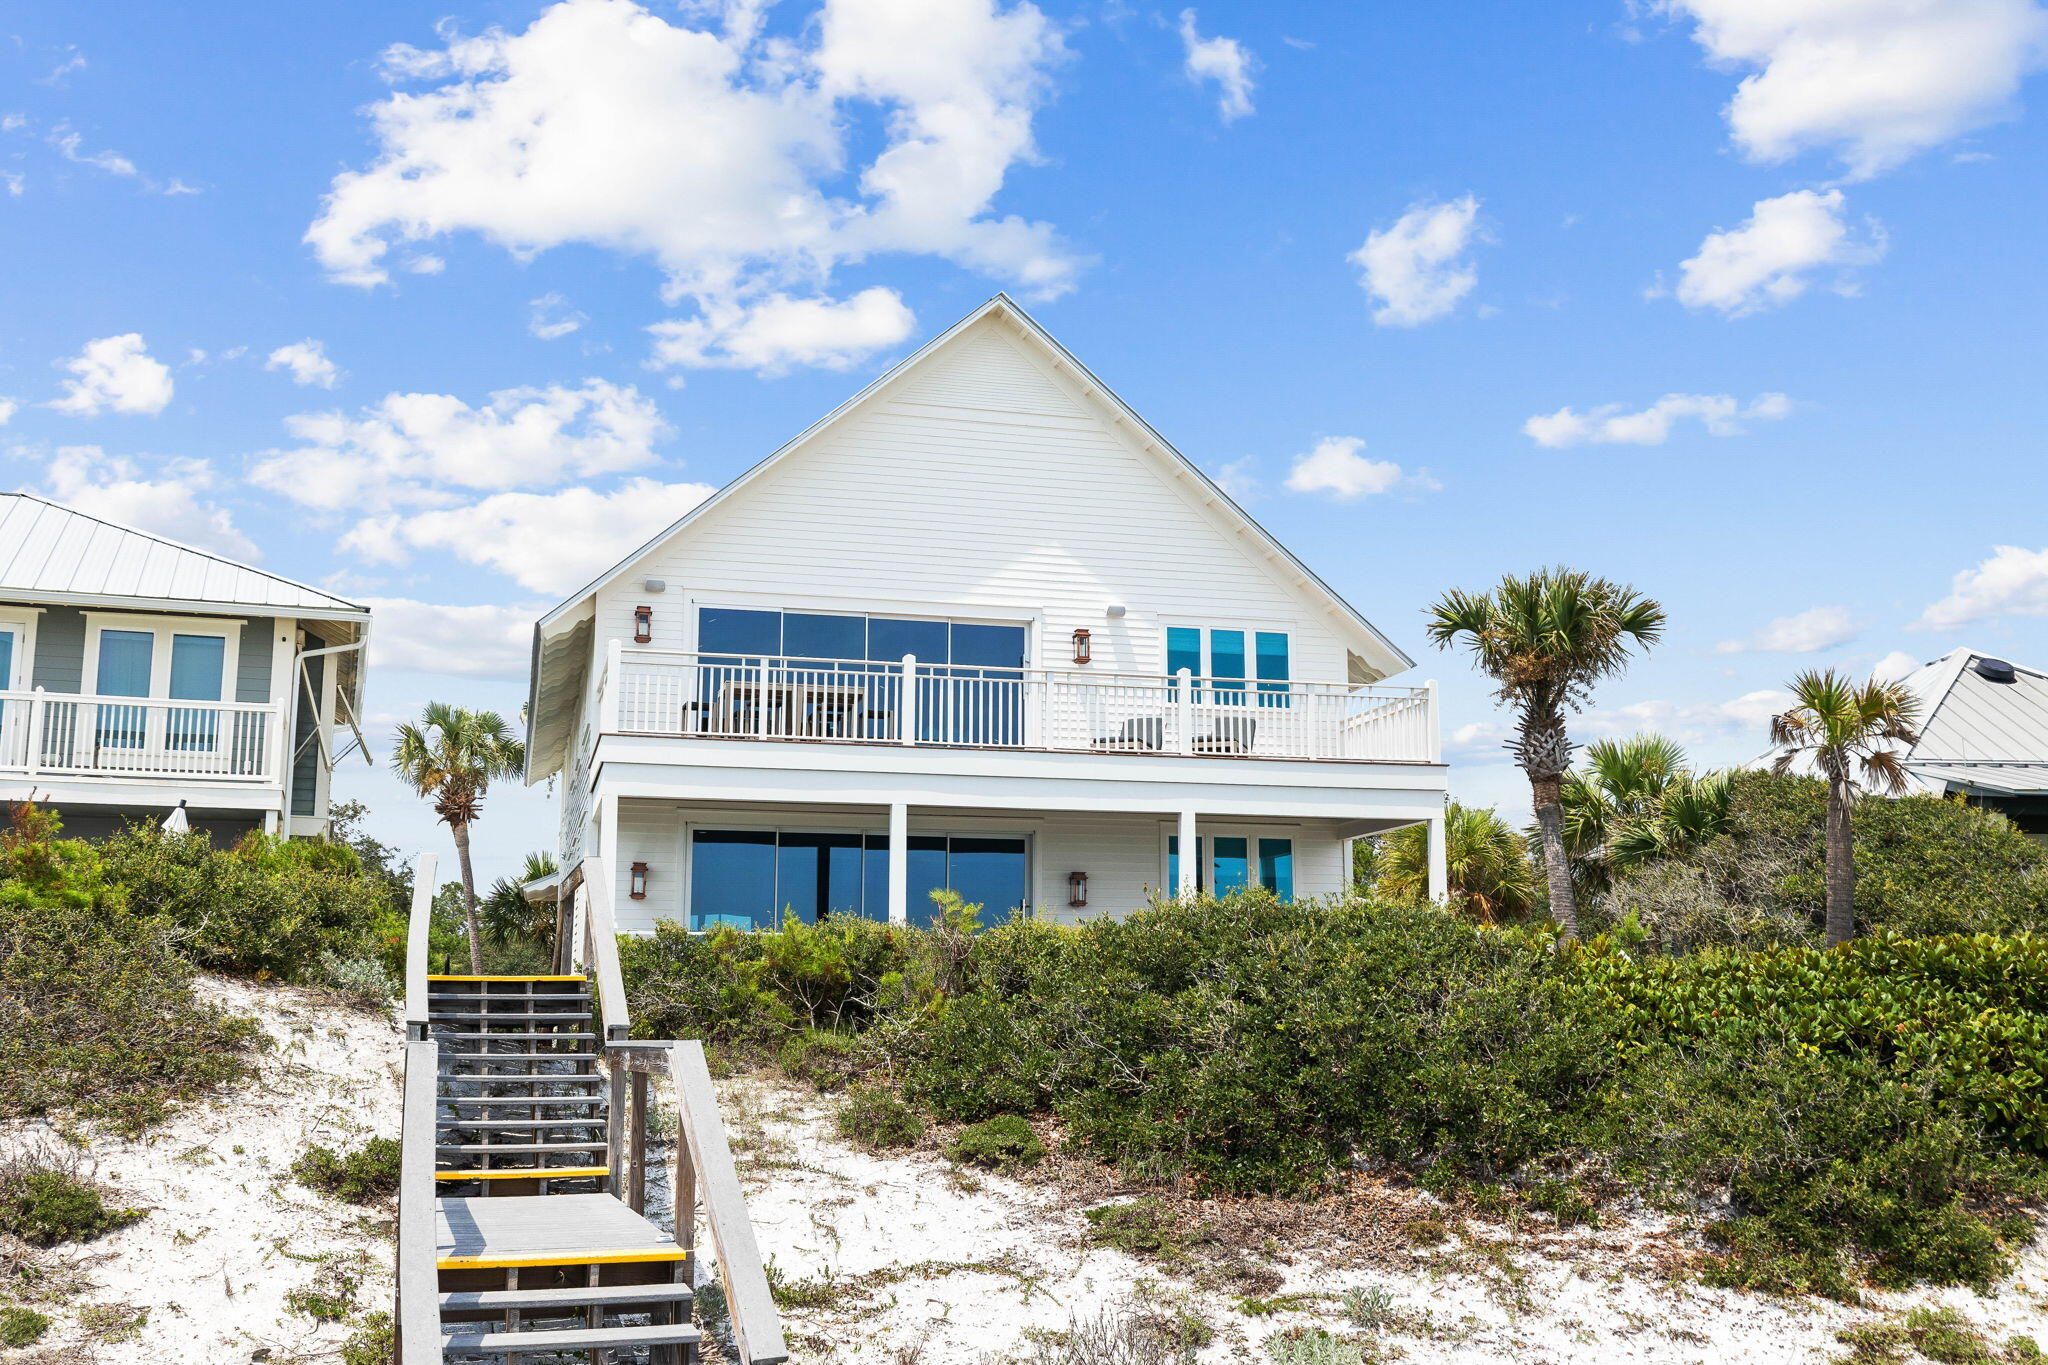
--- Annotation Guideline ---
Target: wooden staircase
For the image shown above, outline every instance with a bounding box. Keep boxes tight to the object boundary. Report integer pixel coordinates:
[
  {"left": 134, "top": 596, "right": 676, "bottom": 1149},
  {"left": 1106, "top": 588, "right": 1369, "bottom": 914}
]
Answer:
[{"left": 395, "top": 857, "right": 786, "bottom": 1364}]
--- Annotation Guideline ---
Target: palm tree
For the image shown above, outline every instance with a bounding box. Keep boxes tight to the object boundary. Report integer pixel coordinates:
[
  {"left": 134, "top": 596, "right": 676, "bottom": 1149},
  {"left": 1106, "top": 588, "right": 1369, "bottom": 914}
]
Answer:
[
  {"left": 480, "top": 851, "right": 562, "bottom": 951},
  {"left": 1561, "top": 734, "right": 1732, "bottom": 895},
  {"left": 1366, "top": 803, "right": 1536, "bottom": 924},
  {"left": 1768, "top": 670, "right": 1921, "bottom": 948},
  {"left": 392, "top": 703, "right": 526, "bottom": 973},
  {"left": 1426, "top": 569, "right": 1666, "bottom": 939}
]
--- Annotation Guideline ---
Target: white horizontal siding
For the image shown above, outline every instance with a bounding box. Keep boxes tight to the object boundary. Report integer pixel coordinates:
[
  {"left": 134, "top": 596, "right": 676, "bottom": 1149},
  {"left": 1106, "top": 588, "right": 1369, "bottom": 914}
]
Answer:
[{"left": 592, "top": 319, "right": 1356, "bottom": 684}]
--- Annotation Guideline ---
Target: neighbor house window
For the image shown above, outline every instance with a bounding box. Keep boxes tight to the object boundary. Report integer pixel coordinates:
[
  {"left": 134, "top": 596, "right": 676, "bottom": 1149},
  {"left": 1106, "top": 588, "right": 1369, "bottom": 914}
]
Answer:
[
  {"left": 1167, "top": 835, "right": 1294, "bottom": 899},
  {"left": 690, "top": 828, "right": 1027, "bottom": 930},
  {"left": 86, "top": 617, "right": 238, "bottom": 753}
]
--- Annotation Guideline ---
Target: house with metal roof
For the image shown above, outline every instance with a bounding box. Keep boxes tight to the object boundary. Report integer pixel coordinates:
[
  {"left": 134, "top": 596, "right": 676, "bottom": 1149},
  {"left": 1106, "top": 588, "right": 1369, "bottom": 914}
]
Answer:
[
  {"left": 0, "top": 491, "right": 371, "bottom": 841},
  {"left": 1888, "top": 647, "right": 2048, "bottom": 838},
  {"left": 524, "top": 296, "right": 1447, "bottom": 933}
]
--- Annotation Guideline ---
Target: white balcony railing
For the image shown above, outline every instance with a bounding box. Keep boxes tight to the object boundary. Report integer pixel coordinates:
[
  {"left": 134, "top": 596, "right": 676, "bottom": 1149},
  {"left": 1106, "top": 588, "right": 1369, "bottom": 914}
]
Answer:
[
  {"left": 0, "top": 689, "right": 286, "bottom": 785},
  {"left": 601, "top": 648, "right": 1438, "bottom": 764}
]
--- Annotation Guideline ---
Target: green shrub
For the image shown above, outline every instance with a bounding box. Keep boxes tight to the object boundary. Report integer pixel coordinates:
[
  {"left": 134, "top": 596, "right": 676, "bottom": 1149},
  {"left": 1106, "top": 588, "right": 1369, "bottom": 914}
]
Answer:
[
  {"left": 315, "top": 951, "right": 396, "bottom": 1007},
  {"left": 780, "top": 1029, "right": 864, "bottom": 1092},
  {"left": 0, "top": 1306, "right": 50, "bottom": 1347},
  {"left": 624, "top": 890, "right": 2048, "bottom": 1292},
  {"left": 944, "top": 1114, "right": 1046, "bottom": 1170},
  {"left": 0, "top": 1164, "right": 143, "bottom": 1246},
  {"left": 1, "top": 808, "right": 258, "bottom": 1131},
  {"left": 292, "top": 1139, "right": 402, "bottom": 1203},
  {"left": 339, "top": 1312, "right": 395, "bottom": 1365},
  {"left": 99, "top": 824, "right": 394, "bottom": 982},
  {"left": 1083, "top": 1199, "right": 1187, "bottom": 1260},
  {"left": 285, "top": 1256, "right": 367, "bottom": 1321},
  {"left": 834, "top": 1088, "right": 926, "bottom": 1149}
]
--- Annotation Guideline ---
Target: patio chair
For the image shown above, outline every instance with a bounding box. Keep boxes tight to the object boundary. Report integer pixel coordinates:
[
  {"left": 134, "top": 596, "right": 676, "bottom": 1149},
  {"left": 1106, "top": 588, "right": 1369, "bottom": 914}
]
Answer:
[
  {"left": 1091, "top": 716, "right": 1165, "bottom": 751},
  {"left": 1192, "top": 714, "right": 1257, "bottom": 754}
]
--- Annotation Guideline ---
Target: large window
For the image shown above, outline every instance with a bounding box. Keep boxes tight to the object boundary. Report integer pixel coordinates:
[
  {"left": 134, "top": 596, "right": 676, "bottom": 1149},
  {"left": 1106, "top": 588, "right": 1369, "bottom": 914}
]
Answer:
[
  {"left": 1166, "top": 835, "right": 1294, "bottom": 900},
  {"left": 695, "top": 608, "right": 1028, "bottom": 745},
  {"left": 87, "top": 619, "right": 235, "bottom": 752},
  {"left": 689, "top": 829, "right": 1028, "bottom": 930},
  {"left": 1165, "top": 626, "right": 1290, "bottom": 706}
]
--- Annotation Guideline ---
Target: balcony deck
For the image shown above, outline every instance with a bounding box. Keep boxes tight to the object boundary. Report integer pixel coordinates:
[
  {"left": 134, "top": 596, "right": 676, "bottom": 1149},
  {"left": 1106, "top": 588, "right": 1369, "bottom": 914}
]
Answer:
[
  {"left": 0, "top": 688, "right": 288, "bottom": 796},
  {"left": 601, "top": 649, "right": 1438, "bottom": 766}
]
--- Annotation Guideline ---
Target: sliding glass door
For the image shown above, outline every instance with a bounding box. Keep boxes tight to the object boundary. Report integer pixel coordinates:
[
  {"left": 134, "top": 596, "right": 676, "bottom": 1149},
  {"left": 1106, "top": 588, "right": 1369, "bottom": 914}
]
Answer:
[{"left": 689, "top": 829, "right": 1029, "bottom": 930}]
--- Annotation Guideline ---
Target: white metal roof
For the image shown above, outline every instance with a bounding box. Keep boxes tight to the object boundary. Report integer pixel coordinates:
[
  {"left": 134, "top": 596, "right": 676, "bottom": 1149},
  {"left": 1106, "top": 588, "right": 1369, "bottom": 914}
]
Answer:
[
  {"left": 1888, "top": 647, "right": 2048, "bottom": 797},
  {"left": 0, "top": 491, "right": 368, "bottom": 619}
]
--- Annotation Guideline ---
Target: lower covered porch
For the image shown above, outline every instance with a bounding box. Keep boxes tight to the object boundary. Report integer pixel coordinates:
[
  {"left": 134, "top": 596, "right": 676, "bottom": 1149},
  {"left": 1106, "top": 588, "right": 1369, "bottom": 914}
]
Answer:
[{"left": 594, "top": 797, "right": 1440, "bottom": 932}]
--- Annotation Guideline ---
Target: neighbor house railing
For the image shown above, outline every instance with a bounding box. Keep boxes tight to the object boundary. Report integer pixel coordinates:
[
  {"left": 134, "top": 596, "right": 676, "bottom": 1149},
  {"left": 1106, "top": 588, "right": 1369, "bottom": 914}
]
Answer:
[
  {"left": 395, "top": 854, "right": 442, "bottom": 1365},
  {"left": 0, "top": 689, "right": 286, "bottom": 784},
  {"left": 603, "top": 647, "right": 1439, "bottom": 764}
]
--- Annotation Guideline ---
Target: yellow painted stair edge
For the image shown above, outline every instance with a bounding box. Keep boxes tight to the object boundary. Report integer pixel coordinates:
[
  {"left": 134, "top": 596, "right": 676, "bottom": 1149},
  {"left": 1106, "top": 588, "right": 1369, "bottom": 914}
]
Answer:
[
  {"left": 435, "top": 1167, "right": 610, "bottom": 1182},
  {"left": 426, "top": 974, "right": 588, "bottom": 982},
  {"left": 437, "top": 1248, "right": 690, "bottom": 1270}
]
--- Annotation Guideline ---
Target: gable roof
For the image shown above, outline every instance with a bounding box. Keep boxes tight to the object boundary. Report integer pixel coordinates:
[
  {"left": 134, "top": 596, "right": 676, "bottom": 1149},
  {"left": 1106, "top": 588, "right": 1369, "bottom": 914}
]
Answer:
[
  {"left": 0, "top": 491, "right": 368, "bottom": 619},
  {"left": 525, "top": 296, "right": 1417, "bottom": 778},
  {"left": 537, "top": 296, "right": 1411, "bottom": 653}
]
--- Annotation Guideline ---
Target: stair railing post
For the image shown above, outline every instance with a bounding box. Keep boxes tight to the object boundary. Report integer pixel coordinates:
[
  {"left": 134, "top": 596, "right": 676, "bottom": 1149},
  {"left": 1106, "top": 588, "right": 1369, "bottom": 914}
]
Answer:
[{"left": 629, "top": 1069, "right": 649, "bottom": 1214}]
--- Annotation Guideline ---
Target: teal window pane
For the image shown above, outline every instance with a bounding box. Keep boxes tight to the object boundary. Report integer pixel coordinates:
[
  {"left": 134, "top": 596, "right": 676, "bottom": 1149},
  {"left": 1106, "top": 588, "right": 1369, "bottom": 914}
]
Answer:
[
  {"left": 0, "top": 631, "right": 12, "bottom": 726},
  {"left": 1256, "top": 632, "right": 1291, "bottom": 707},
  {"left": 1258, "top": 839, "right": 1294, "bottom": 900},
  {"left": 783, "top": 613, "right": 865, "bottom": 661},
  {"left": 906, "top": 836, "right": 950, "bottom": 928},
  {"left": 1166, "top": 627, "right": 1201, "bottom": 685},
  {"left": 169, "top": 634, "right": 226, "bottom": 751},
  {"left": 948, "top": 837, "right": 1027, "bottom": 920},
  {"left": 1210, "top": 630, "right": 1246, "bottom": 702},
  {"left": 776, "top": 833, "right": 862, "bottom": 924},
  {"left": 698, "top": 608, "right": 780, "bottom": 657},
  {"left": 96, "top": 630, "right": 153, "bottom": 696},
  {"left": 1212, "top": 836, "right": 1249, "bottom": 894},
  {"left": 868, "top": 617, "right": 947, "bottom": 663},
  {"left": 95, "top": 630, "right": 153, "bottom": 750},
  {"left": 1166, "top": 835, "right": 1206, "bottom": 893}
]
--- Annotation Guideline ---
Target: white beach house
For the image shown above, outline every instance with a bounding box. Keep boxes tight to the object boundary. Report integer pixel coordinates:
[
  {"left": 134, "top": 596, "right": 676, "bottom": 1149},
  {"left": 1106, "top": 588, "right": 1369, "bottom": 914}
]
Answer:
[
  {"left": 524, "top": 297, "right": 1448, "bottom": 931},
  {"left": 0, "top": 492, "right": 371, "bottom": 841}
]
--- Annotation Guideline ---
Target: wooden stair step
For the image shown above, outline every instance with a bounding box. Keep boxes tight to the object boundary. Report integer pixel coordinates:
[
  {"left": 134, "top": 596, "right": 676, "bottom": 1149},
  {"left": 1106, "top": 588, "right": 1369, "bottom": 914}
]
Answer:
[
  {"left": 429, "top": 1012, "right": 594, "bottom": 1022},
  {"left": 427, "top": 992, "right": 592, "bottom": 1002},
  {"left": 439, "top": 1053, "right": 601, "bottom": 1064},
  {"left": 442, "top": 1119, "right": 606, "bottom": 1131},
  {"left": 437, "top": 1141, "right": 609, "bottom": 1154},
  {"left": 425, "top": 975, "right": 588, "bottom": 983},
  {"left": 435, "top": 1167, "right": 609, "bottom": 1182},
  {"left": 439, "top": 1282, "right": 691, "bottom": 1312},
  {"left": 438, "top": 1031, "right": 599, "bottom": 1041},
  {"left": 441, "top": 1322, "right": 701, "bottom": 1353},
  {"left": 443, "top": 1096, "right": 605, "bottom": 1107}
]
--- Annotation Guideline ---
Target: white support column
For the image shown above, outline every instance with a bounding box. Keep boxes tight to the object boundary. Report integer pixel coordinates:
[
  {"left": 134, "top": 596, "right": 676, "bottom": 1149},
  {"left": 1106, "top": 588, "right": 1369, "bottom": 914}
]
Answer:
[
  {"left": 887, "top": 802, "right": 909, "bottom": 924},
  {"left": 1426, "top": 807, "right": 1449, "bottom": 905},
  {"left": 1177, "top": 808, "right": 1198, "bottom": 898},
  {"left": 599, "top": 789, "right": 620, "bottom": 913}
]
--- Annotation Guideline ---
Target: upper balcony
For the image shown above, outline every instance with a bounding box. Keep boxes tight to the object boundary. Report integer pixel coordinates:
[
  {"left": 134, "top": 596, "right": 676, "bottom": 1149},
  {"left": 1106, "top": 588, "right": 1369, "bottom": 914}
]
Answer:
[
  {"left": 0, "top": 689, "right": 288, "bottom": 794},
  {"left": 598, "top": 647, "right": 1439, "bottom": 765}
]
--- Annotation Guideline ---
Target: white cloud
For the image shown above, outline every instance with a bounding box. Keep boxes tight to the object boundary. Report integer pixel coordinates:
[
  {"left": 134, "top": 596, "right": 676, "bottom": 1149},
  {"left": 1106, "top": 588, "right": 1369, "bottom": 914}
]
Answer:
[
  {"left": 307, "top": 0, "right": 1075, "bottom": 371},
  {"left": 647, "top": 286, "right": 915, "bottom": 372},
  {"left": 48, "top": 122, "right": 136, "bottom": 179},
  {"left": 265, "top": 339, "right": 343, "bottom": 389},
  {"left": 1671, "top": 189, "right": 1886, "bottom": 316},
  {"left": 249, "top": 379, "right": 669, "bottom": 511},
  {"left": 0, "top": 399, "right": 16, "bottom": 425},
  {"left": 1178, "top": 9, "right": 1256, "bottom": 122},
  {"left": 1283, "top": 436, "right": 1439, "bottom": 501},
  {"left": 1210, "top": 455, "right": 1258, "bottom": 501},
  {"left": 41, "top": 446, "right": 258, "bottom": 560},
  {"left": 1652, "top": 0, "right": 2048, "bottom": 179},
  {"left": 1349, "top": 195, "right": 1485, "bottom": 327},
  {"left": 1582, "top": 688, "right": 1796, "bottom": 747},
  {"left": 1915, "top": 544, "right": 2048, "bottom": 627},
  {"left": 529, "top": 293, "right": 588, "bottom": 341},
  {"left": 345, "top": 478, "right": 718, "bottom": 594},
  {"left": 51, "top": 334, "right": 174, "bottom": 416},
  {"left": 1713, "top": 604, "right": 1857, "bottom": 653},
  {"left": 1523, "top": 391, "right": 1792, "bottom": 447},
  {"left": 1871, "top": 649, "right": 1923, "bottom": 683},
  {"left": 359, "top": 597, "right": 539, "bottom": 679}
]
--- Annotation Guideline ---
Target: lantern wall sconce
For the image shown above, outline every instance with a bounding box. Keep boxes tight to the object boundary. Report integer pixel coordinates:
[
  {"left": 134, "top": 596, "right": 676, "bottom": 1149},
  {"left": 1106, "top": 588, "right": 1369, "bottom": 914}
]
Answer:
[
  {"left": 1072, "top": 628, "right": 1092, "bottom": 665},
  {"left": 629, "top": 861, "right": 649, "bottom": 900},
  {"left": 633, "top": 605, "right": 653, "bottom": 644},
  {"left": 1067, "top": 870, "right": 1088, "bottom": 908}
]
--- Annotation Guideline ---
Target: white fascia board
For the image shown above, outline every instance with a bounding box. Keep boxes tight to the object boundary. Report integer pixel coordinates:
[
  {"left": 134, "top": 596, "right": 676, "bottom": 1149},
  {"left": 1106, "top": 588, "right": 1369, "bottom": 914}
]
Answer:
[
  {"left": 0, "top": 586, "right": 369, "bottom": 623},
  {"left": 0, "top": 775, "right": 286, "bottom": 811}
]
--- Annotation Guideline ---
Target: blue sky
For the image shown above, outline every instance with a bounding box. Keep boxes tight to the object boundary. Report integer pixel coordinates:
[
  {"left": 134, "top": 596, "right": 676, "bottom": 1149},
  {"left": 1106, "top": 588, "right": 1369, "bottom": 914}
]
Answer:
[{"left": 5, "top": 0, "right": 2047, "bottom": 881}]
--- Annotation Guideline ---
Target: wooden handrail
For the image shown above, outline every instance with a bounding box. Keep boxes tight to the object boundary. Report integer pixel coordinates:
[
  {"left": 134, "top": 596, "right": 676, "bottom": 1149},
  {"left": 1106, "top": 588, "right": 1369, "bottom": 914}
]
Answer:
[
  {"left": 394, "top": 1037, "right": 443, "bottom": 1363},
  {"left": 669, "top": 1040, "right": 786, "bottom": 1365},
  {"left": 578, "top": 855, "right": 632, "bottom": 1041},
  {"left": 401, "top": 852, "right": 438, "bottom": 1037}
]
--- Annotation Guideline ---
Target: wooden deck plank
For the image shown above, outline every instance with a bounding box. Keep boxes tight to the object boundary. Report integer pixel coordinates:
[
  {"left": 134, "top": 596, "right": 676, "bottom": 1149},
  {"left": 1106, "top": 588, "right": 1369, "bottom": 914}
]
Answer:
[
  {"left": 435, "top": 1193, "right": 684, "bottom": 1267},
  {"left": 443, "top": 1322, "right": 701, "bottom": 1352}
]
